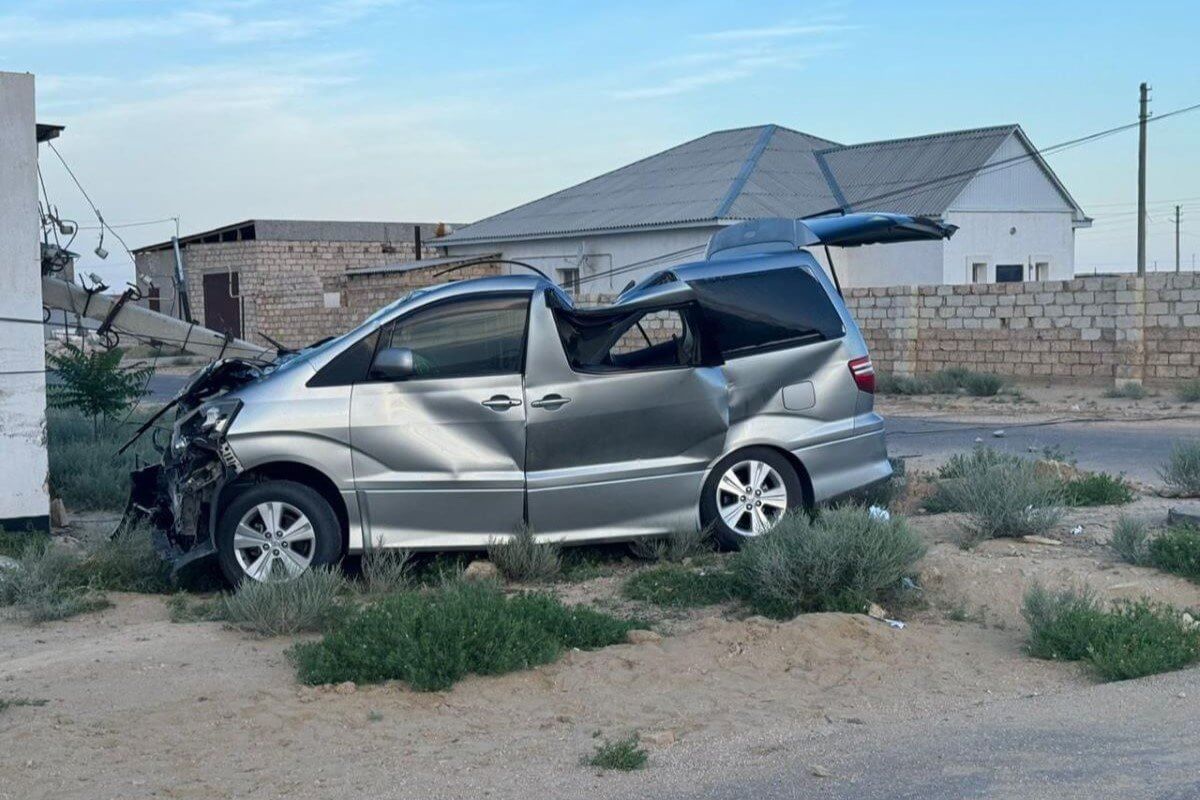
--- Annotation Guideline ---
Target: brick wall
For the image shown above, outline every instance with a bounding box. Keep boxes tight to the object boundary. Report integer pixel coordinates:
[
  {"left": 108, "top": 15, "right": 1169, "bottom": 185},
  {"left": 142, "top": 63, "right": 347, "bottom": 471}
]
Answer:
[
  {"left": 181, "top": 241, "right": 499, "bottom": 347},
  {"left": 844, "top": 273, "right": 1200, "bottom": 384}
]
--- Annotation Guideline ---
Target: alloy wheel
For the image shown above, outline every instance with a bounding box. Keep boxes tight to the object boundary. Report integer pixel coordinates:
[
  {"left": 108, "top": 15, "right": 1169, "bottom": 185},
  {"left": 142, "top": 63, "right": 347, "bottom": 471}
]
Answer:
[
  {"left": 714, "top": 460, "right": 788, "bottom": 537},
  {"left": 233, "top": 501, "right": 316, "bottom": 582}
]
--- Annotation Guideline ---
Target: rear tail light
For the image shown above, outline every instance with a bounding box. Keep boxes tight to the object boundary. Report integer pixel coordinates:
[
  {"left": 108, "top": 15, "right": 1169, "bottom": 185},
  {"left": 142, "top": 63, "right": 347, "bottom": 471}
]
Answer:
[{"left": 848, "top": 356, "right": 875, "bottom": 394}]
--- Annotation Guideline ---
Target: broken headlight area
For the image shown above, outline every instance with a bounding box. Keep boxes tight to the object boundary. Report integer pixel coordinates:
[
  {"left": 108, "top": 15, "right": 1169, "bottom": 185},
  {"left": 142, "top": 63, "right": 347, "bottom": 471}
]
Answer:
[{"left": 120, "top": 360, "right": 261, "bottom": 571}]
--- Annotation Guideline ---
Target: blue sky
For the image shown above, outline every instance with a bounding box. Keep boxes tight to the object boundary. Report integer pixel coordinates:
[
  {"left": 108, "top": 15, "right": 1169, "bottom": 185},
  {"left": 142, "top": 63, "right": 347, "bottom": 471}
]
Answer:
[{"left": 4, "top": 0, "right": 1199, "bottom": 285}]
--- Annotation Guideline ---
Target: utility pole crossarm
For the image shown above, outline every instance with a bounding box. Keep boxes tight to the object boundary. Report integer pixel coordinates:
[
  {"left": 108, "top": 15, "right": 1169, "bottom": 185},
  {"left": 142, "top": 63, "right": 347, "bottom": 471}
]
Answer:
[{"left": 41, "top": 275, "right": 268, "bottom": 361}]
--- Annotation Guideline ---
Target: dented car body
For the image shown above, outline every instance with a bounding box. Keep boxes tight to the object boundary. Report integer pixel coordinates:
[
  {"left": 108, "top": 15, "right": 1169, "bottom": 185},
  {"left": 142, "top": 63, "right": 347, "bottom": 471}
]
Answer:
[{"left": 125, "top": 213, "right": 955, "bottom": 582}]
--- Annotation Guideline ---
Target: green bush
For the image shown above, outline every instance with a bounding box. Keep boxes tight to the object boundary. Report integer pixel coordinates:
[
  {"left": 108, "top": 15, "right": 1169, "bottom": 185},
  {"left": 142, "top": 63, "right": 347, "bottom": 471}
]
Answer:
[
  {"left": 1022, "top": 584, "right": 1200, "bottom": 681},
  {"left": 1160, "top": 442, "right": 1200, "bottom": 497},
  {"left": 730, "top": 506, "right": 925, "bottom": 619},
  {"left": 487, "top": 524, "right": 561, "bottom": 582},
  {"left": 1176, "top": 379, "right": 1200, "bottom": 403},
  {"left": 586, "top": 735, "right": 648, "bottom": 771},
  {"left": 0, "top": 544, "right": 109, "bottom": 624},
  {"left": 1110, "top": 516, "right": 1150, "bottom": 565},
  {"left": 219, "top": 567, "right": 347, "bottom": 636},
  {"left": 46, "top": 343, "right": 150, "bottom": 436},
  {"left": 46, "top": 408, "right": 159, "bottom": 511},
  {"left": 929, "top": 448, "right": 1064, "bottom": 541},
  {"left": 1062, "top": 473, "right": 1136, "bottom": 507},
  {"left": 1103, "top": 383, "right": 1148, "bottom": 400},
  {"left": 359, "top": 544, "right": 414, "bottom": 597},
  {"left": 1147, "top": 526, "right": 1200, "bottom": 582},
  {"left": 622, "top": 564, "right": 738, "bottom": 608},
  {"left": 80, "top": 525, "right": 172, "bottom": 593},
  {"left": 628, "top": 525, "right": 713, "bottom": 562},
  {"left": 290, "top": 581, "right": 637, "bottom": 691},
  {"left": 961, "top": 372, "right": 1004, "bottom": 397}
]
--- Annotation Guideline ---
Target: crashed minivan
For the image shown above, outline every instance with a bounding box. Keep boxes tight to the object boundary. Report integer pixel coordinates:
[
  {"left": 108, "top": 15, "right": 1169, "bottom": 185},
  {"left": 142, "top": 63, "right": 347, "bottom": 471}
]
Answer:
[{"left": 124, "top": 213, "right": 955, "bottom": 583}]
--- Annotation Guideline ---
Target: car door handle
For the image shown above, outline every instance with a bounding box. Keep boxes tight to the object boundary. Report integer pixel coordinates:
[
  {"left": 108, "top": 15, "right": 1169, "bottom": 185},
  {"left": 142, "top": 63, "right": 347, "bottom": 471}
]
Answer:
[
  {"left": 481, "top": 395, "right": 522, "bottom": 411},
  {"left": 530, "top": 393, "right": 571, "bottom": 410}
]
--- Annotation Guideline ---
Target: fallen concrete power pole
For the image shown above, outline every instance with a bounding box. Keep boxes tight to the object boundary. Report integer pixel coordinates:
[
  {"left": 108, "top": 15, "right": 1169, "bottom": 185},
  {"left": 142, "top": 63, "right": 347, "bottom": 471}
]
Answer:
[{"left": 41, "top": 275, "right": 268, "bottom": 360}]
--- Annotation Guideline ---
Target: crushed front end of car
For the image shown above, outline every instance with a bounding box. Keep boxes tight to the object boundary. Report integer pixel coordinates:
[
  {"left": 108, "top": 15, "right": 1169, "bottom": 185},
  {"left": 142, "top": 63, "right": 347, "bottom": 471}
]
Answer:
[{"left": 119, "top": 359, "right": 265, "bottom": 572}]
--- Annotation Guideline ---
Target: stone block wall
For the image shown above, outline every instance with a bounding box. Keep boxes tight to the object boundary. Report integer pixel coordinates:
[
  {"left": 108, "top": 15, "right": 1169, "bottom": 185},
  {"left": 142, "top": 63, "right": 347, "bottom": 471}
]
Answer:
[
  {"left": 844, "top": 273, "right": 1200, "bottom": 384},
  {"left": 180, "top": 240, "right": 500, "bottom": 348}
]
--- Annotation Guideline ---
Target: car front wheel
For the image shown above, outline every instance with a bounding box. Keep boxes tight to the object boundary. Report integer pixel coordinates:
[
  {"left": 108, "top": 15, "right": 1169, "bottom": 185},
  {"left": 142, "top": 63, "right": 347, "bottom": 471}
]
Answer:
[
  {"left": 216, "top": 480, "right": 342, "bottom": 585},
  {"left": 700, "top": 447, "right": 803, "bottom": 549}
]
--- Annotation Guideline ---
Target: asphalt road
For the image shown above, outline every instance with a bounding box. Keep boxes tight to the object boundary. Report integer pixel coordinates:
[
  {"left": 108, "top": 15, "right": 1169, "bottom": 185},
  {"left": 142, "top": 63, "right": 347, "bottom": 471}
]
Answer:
[
  {"left": 886, "top": 414, "right": 1198, "bottom": 484},
  {"left": 672, "top": 667, "right": 1200, "bottom": 800}
]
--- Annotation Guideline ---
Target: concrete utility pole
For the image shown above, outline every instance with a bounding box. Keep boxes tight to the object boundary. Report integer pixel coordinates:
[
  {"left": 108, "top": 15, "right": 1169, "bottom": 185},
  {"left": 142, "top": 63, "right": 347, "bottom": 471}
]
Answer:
[
  {"left": 1137, "top": 82, "right": 1150, "bottom": 276},
  {"left": 1174, "top": 205, "right": 1182, "bottom": 272}
]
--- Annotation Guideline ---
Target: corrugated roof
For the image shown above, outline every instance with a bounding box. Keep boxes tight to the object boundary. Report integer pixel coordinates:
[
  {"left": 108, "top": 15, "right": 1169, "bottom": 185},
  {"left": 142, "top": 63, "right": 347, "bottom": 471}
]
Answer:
[
  {"left": 814, "top": 125, "right": 1017, "bottom": 216},
  {"left": 134, "top": 219, "right": 453, "bottom": 253},
  {"left": 437, "top": 125, "right": 841, "bottom": 245},
  {"left": 438, "top": 122, "right": 1086, "bottom": 246}
]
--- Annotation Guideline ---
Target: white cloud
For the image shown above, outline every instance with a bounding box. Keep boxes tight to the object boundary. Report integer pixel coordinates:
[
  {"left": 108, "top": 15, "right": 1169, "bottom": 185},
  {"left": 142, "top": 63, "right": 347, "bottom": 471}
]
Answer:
[{"left": 695, "top": 23, "right": 854, "bottom": 41}]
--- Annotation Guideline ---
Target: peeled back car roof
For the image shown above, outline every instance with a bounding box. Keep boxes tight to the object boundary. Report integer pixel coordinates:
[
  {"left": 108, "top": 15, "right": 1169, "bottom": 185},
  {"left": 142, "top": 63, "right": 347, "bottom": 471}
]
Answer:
[{"left": 705, "top": 213, "right": 957, "bottom": 260}]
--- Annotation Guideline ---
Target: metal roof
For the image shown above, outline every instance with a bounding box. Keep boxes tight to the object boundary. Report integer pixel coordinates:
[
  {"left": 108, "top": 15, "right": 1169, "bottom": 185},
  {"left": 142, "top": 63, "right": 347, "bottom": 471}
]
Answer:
[
  {"left": 814, "top": 125, "right": 1017, "bottom": 216},
  {"left": 438, "top": 123, "right": 1087, "bottom": 246},
  {"left": 436, "top": 125, "right": 841, "bottom": 246}
]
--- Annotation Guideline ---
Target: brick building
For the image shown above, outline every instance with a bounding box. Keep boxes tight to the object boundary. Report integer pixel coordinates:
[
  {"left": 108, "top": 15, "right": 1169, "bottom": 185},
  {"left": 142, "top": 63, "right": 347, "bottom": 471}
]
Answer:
[{"left": 133, "top": 219, "right": 498, "bottom": 348}]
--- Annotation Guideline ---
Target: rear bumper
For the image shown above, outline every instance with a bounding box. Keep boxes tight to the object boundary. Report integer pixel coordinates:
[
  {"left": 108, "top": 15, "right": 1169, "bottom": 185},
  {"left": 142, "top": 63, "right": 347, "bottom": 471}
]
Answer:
[{"left": 792, "top": 425, "right": 891, "bottom": 504}]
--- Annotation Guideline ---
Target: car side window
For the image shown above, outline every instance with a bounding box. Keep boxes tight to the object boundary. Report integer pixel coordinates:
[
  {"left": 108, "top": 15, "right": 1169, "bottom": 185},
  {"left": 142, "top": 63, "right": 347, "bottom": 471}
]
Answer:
[
  {"left": 371, "top": 294, "right": 529, "bottom": 381},
  {"left": 689, "top": 267, "right": 845, "bottom": 359},
  {"left": 553, "top": 304, "right": 711, "bottom": 372}
]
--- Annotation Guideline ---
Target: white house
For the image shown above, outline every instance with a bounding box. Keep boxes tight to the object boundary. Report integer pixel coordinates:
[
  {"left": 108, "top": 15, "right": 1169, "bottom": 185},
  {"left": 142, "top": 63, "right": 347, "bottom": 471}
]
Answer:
[{"left": 435, "top": 124, "right": 1090, "bottom": 293}]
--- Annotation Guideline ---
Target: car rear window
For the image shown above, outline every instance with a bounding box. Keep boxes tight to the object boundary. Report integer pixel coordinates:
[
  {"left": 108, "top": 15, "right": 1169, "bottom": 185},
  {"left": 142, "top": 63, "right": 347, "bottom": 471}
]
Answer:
[{"left": 688, "top": 267, "right": 844, "bottom": 358}]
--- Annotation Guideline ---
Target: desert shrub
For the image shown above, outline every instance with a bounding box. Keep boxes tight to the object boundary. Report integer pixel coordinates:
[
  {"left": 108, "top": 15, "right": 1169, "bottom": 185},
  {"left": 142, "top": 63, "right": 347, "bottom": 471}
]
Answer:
[
  {"left": 1104, "top": 383, "right": 1148, "bottom": 400},
  {"left": 1062, "top": 473, "right": 1136, "bottom": 507},
  {"left": 80, "top": 525, "right": 172, "bottom": 593},
  {"left": 730, "top": 506, "right": 925, "bottom": 619},
  {"left": 166, "top": 592, "right": 223, "bottom": 623},
  {"left": 1110, "top": 516, "right": 1151, "bottom": 565},
  {"left": 487, "top": 524, "right": 561, "bottom": 582},
  {"left": 1023, "top": 584, "right": 1104, "bottom": 661},
  {"left": 0, "top": 529, "right": 50, "bottom": 559},
  {"left": 1160, "top": 442, "right": 1200, "bottom": 497},
  {"left": 586, "top": 735, "right": 648, "bottom": 771},
  {"left": 0, "top": 544, "right": 109, "bottom": 624},
  {"left": 46, "top": 408, "right": 159, "bottom": 511},
  {"left": 359, "top": 543, "right": 414, "bottom": 596},
  {"left": 1023, "top": 584, "right": 1200, "bottom": 681},
  {"left": 290, "top": 580, "right": 637, "bottom": 691},
  {"left": 960, "top": 371, "right": 1004, "bottom": 397},
  {"left": 0, "top": 696, "right": 48, "bottom": 714},
  {"left": 622, "top": 564, "right": 738, "bottom": 608},
  {"left": 1176, "top": 379, "right": 1200, "bottom": 403},
  {"left": 559, "top": 545, "right": 628, "bottom": 582},
  {"left": 628, "top": 525, "right": 713, "bottom": 562},
  {"left": 218, "top": 567, "right": 347, "bottom": 636},
  {"left": 930, "top": 448, "right": 1063, "bottom": 541},
  {"left": 1147, "top": 526, "right": 1200, "bottom": 582}
]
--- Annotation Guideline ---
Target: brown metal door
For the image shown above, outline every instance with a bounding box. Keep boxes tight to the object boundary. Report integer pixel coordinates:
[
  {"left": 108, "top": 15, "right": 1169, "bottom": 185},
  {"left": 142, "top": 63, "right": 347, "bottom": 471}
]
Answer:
[{"left": 203, "top": 272, "right": 242, "bottom": 338}]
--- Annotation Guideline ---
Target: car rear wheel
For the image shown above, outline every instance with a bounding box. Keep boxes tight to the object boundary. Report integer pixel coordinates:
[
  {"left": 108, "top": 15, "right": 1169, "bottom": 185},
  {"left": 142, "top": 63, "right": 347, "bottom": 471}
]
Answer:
[
  {"left": 700, "top": 447, "right": 803, "bottom": 549},
  {"left": 216, "top": 480, "right": 342, "bottom": 585}
]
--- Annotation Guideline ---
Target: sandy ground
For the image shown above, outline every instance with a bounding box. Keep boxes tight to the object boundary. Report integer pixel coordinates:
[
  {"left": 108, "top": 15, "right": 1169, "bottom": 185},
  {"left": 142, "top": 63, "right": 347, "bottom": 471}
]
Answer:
[
  {"left": 4, "top": 495, "right": 1200, "bottom": 800},
  {"left": 876, "top": 379, "right": 1200, "bottom": 424}
]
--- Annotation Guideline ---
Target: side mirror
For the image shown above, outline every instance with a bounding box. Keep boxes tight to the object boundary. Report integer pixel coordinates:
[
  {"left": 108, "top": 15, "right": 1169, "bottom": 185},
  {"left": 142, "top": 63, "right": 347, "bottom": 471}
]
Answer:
[{"left": 371, "top": 346, "right": 416, "bottom": 380}]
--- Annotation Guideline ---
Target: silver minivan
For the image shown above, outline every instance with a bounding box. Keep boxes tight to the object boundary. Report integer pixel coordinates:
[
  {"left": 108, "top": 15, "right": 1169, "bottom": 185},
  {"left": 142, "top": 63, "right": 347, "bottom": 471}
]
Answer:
[{"left": 126, "top": 213, "right": 954, "bottom": 583}]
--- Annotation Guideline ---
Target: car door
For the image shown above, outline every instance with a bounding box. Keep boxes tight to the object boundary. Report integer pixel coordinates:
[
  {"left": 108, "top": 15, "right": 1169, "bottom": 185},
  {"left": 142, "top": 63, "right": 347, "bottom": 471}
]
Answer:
[
  {"left": 349, "top": 292, "right": 530, "bottom": 548},
  {"left": 522, "top": 290, "right": 729, "bottom": 541}
]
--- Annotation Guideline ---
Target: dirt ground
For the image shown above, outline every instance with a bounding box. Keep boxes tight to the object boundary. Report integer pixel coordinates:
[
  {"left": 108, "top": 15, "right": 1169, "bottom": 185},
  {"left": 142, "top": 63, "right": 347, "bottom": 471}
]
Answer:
[{"left": 3, "top": 494, "right": 1200, "bottom": 800}]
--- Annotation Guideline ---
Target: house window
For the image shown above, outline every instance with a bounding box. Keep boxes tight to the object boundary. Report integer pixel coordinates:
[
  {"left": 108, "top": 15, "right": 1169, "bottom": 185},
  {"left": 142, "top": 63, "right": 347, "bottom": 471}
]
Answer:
[
  {"left": 995, "top": 264, "right": 1024, "bottom": 283},
  {"left": 1034, "top": 261, "right": 1050, "bottom": 282},
  {"left": 557, "top": 267, "right": 580, "bottom": 295},
  {"left": 147, "top": 285, "right": 160, "bottom": 313},
  {"left": 971, "top": 262, "right": 988, "bottom": 283}
]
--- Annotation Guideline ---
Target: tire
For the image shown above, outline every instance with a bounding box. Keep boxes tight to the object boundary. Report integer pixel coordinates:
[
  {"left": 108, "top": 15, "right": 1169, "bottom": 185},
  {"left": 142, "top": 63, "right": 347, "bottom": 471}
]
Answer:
[
  {"left": 700, "top": 447, "right": 804, "bottom": 550},
  {"left": 215, "top": 480, "right": 343, "bottom": 585}
]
